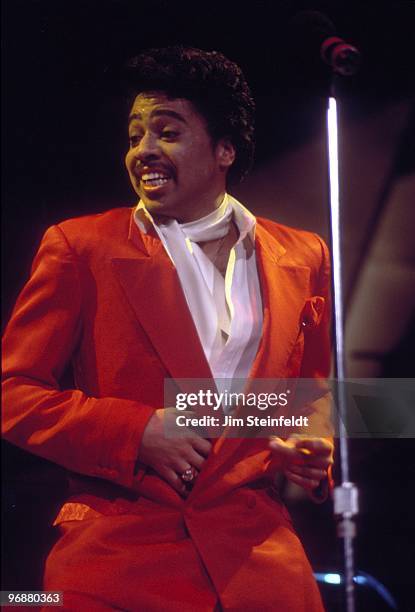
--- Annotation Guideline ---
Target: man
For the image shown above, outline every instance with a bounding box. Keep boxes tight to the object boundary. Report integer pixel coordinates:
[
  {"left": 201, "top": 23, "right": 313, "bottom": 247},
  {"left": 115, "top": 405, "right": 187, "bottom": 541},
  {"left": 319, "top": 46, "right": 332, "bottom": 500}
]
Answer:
[{"left": 2, "top": 46, "right": 333, "bottom": 611}]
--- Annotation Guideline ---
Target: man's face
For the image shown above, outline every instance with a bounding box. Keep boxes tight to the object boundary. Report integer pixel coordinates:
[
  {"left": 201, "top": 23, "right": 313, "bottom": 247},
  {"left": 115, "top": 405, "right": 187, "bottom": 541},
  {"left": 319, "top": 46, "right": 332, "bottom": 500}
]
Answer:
[{"left": 125, "top": 93, "right": 235, "bottom": 222}]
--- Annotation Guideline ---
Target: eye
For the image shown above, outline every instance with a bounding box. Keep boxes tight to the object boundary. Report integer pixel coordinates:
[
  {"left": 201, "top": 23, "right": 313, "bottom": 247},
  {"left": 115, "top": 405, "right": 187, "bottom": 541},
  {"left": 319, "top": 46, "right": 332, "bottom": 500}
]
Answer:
[
  {"left": 161, "top": 130, "right": 179, "bottom": 141},
  {"left": 129, "top": 133, "right": 142, "bottom": 147}
]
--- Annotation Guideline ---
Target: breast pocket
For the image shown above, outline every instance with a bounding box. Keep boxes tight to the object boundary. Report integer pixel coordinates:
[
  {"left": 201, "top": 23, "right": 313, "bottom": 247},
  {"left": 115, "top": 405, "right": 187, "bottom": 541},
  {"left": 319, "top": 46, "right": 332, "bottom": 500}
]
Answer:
[{"left": 300, "top": 296, "right": 326, "bottom": 330}]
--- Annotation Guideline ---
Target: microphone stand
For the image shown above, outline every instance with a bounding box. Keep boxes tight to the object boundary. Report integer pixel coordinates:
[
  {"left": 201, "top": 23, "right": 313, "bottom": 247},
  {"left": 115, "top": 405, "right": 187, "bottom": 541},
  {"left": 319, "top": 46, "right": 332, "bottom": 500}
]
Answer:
[
  {"left": 326, "top": 86, "right": 359, "bottom": 612},
  {"left": 323, "top": 43, "right": 361, "bottom": 612},
  {"left": 320, "top": 36, "right": 360, "bottom": 612}
]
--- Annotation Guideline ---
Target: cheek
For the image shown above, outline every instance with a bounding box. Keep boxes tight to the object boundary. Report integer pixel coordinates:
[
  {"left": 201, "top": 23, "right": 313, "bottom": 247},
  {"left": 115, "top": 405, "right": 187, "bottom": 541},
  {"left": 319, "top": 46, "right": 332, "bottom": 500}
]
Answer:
[
  {"left": 179, "top": 144, "right": 212, "bottom": 176},
  {"left": 125, "top": 150, "right": 134, "bottom": 172}
]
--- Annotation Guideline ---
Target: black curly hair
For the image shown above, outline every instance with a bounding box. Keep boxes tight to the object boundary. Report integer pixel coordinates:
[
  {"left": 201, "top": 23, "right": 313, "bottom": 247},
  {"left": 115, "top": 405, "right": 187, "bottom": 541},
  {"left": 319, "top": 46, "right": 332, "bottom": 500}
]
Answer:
[{"left": 124, "top": 46, "right": 255, "bottom": 184}]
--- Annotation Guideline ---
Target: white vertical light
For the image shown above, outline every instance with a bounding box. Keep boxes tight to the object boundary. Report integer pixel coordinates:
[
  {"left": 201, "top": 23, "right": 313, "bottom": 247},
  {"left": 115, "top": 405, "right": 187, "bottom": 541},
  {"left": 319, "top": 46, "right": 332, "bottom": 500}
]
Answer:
[
  {"left": 327, "top": 96, "right": 345, "bottom": 381},
  {"left": 327, "top": 95, "right": 350, "bottom": 475}
]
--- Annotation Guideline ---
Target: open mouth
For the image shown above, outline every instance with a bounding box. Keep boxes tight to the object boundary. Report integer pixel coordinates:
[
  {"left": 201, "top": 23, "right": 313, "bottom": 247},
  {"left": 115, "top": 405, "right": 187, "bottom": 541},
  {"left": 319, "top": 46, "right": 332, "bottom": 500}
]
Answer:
[{"left": 141, "top": 172, "right": 171, "bottom": 187}]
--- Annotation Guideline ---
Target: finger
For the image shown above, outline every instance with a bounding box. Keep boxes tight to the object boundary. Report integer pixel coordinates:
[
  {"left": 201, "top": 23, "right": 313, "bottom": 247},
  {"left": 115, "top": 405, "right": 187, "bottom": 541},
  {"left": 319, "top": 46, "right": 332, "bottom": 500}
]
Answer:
[
  {"left": 306, "top": 455, "right": 333, "bottom": 468},
  {"left": 293, "top": 449, "right": 333, "bottom": 469},
  {"left": 185, "top": 448, "right": 208, "bottom": 471},
  {"left": 269, "top": 438, "right": 306, "bottom": 465},
  {"left": 159, "top": 467, "right": 187, "bottom": 496},
  {"left": 171, "top": 458, "right": 198, "bottom": 476},
  {"left": 285, "top": 470, "right": 320, "bottom": 490},
  {"left": 191, "top": 436, "right": 212, "bottom": 457},
  {"left": 269, "top": 437, "right": 295, "bottom": 453},
  {"left": 294, "top": 438, "right": 333, "bottom": 456},
  {"left": 288, "top": 465, "right": 327, "bottom": 480}
]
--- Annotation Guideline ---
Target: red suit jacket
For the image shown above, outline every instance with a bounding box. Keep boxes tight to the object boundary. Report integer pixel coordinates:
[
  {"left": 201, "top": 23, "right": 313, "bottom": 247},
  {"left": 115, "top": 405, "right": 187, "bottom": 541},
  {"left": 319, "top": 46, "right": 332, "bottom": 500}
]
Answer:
[{"left": 2, "top": 206, "right": 332, "bottom": 611}]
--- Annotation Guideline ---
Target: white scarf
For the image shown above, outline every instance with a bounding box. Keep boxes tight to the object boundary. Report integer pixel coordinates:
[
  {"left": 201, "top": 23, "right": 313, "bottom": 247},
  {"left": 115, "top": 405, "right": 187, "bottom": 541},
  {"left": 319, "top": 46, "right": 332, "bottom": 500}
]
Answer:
[{"left": 134, "top": 195, "right": 263, "bottom": 381}]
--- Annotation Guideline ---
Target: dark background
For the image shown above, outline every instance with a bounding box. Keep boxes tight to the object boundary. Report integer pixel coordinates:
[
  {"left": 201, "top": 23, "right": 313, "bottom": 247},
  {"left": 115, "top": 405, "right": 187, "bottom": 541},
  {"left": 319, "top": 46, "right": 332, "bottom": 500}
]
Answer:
[{"left": 2, "top": 1, "right": 415, "bottom": 610}]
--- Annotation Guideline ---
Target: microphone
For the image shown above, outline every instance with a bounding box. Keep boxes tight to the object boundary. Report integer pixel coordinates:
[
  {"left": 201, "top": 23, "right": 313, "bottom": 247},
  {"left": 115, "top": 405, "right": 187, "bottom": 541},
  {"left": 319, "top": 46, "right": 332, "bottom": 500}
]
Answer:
[
  {"left": 320, "top": 36, "right": 361, "bottom": 76},
  {"left": 291, "top": 11, "right": 361, "bottom": 76}
]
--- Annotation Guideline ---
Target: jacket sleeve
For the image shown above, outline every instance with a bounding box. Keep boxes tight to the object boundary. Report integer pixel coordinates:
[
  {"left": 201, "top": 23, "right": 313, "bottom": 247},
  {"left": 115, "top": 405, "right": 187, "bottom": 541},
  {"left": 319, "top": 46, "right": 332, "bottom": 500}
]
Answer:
[
  {"left": 267, "top": 233, "right": 334, "bottom": 501},
  {"left": 1, "top": 225, "right": 155, "bottom": 490},
  {"left": 299, "top": 233, "right": 334, "bottom": 501}
]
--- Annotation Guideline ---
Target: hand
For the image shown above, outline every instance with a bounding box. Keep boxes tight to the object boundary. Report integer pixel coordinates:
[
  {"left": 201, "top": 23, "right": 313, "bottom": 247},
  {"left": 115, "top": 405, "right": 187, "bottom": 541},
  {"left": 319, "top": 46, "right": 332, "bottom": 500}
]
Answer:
[
  {"left": 138, "top": 408, "right": 212, "bottom": 496},
  {"left": 269, "top": 436, "right": 334, "bottom": 491}
]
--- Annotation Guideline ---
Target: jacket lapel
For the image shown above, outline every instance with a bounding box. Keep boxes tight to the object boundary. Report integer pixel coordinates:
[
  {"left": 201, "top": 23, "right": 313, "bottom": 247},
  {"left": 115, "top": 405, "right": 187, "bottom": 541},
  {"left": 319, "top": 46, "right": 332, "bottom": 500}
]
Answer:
[
  {"left": 249, "top": 223, "right": 310, "bottom": 379},
  {"left": 111, "top": 211, "right": 212, "bottom": 381},
  {"left": 190, "top": 222, "right": 311, "bottom": 498}
]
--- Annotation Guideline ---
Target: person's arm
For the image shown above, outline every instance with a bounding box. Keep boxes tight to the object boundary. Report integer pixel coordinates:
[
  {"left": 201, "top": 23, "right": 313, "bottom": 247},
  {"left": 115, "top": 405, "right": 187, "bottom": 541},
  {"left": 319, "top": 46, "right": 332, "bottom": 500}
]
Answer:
[
  {"left": 2, "top": 224, "right": 212, "bottom": 496},
  {"left": 268, "top": 234, "right": 334, "bottom": 501},
  {"left": 2, "top": 225, "right": 155, "bottom": 490}
]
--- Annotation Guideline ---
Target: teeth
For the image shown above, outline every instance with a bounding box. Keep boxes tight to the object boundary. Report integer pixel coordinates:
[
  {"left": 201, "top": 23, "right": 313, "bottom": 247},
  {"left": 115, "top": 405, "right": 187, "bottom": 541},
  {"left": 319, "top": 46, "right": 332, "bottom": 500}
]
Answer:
[
  {"left": 141, "top": 172, "right": 170, "bottom": 187},
  {"left": 145, "top": 178, "right": 169, "bottom": 186},
  {"left": 142, "top": 172, "right": 169, "bottom": 181}
]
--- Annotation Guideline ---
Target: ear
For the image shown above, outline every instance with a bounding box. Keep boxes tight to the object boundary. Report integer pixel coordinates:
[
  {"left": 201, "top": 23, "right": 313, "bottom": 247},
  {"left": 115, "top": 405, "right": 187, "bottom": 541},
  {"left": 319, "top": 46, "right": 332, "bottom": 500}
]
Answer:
[{"left": 216, "top": 138, "right": 236, "bottom": 170}]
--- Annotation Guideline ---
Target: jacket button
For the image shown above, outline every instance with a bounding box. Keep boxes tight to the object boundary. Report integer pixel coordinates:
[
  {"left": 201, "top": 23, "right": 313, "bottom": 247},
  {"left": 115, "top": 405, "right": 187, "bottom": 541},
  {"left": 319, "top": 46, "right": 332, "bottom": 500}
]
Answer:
[{"left": 247, "top": 495, "right": 257, "bottom": 509}]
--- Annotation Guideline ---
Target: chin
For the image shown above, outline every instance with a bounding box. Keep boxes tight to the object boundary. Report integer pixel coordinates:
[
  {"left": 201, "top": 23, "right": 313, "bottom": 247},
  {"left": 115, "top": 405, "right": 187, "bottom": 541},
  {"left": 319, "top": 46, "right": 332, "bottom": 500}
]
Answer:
[
  {"left": 144, "top": 198, "right": 165, "bottom": 211},
  {"left": 143, "top": 200, "right": 176, "bottom": 219}
]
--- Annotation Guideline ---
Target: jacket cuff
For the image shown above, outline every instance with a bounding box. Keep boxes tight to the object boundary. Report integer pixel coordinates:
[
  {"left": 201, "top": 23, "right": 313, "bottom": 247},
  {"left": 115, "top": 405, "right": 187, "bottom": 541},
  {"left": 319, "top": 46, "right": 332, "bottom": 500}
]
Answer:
[{"left": 92, "top": 400, "right": 156, "bottom": 490}]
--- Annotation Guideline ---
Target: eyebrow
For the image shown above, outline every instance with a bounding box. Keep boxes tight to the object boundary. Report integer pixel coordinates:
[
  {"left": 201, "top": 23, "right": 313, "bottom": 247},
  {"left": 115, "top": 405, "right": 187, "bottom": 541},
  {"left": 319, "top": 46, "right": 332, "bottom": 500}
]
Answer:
[{"left": 128, "top": 109, "right": 188, "bottom": 125}]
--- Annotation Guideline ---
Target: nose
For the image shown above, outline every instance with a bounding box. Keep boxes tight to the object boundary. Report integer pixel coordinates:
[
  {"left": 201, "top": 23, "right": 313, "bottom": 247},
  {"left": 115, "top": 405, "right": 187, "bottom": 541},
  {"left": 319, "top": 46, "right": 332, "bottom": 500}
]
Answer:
[{"left": 133, "top": 131, "right": 160, "bottom": 162}]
